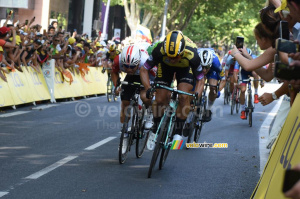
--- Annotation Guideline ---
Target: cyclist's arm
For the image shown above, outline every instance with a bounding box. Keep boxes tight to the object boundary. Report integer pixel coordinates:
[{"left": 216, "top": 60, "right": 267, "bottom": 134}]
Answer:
[
  {"left": 140, "top": 67, "right": 151, "bottom": 90},
  {"left": 194, "top": 78, "right": 205, "bottom": 100},
  {"left": 232, "top": 46, "right": 276, "bottom": 71}
]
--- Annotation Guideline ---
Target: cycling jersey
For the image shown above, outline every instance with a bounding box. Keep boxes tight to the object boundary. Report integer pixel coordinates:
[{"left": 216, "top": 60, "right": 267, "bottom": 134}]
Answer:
[
  {"left": 225, "top": 55, "right": 239, "bottom": 73},
  {"left": 144, "top": 41, "right": 203, "bottom": 81}
]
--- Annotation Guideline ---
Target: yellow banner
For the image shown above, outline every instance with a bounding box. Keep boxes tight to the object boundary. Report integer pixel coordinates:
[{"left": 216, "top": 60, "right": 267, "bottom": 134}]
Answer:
[
  {"left": 252, "top": 93, "right": 300, "bottom": 199},
  {"left": 24, "top": 67, "right": 51, "bottom": 101},
  {"left": 7, "top": 69, "right": 35, "bottom": 105},
  {"left": 0, "top": 72, "right": 15, "bottom": 107},
  {"left": 53, "top": 68, "right": 74, "bottom": 99}
]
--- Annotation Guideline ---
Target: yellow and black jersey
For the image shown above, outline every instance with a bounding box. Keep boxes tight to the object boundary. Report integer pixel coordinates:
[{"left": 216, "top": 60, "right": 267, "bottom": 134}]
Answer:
[{"left": 144, "top": 39, "right": 200, "bottom": 70}]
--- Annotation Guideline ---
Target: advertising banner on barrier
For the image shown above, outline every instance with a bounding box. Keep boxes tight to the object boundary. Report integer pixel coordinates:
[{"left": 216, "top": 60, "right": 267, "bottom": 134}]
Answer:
[
  {"left": 24, "top": 67, "right": 51, "bottom": 102},
  {"left": 252, "top": 93, "right": 300, "bottom": 198},
  {"left": 7, "top": 69, "right": 35, "bottom": 105},
  {"left": 42, "top": 60, "right": 56, "bottom": 103},
  {"left": 53, "top": 68, "right": 74, "bottom": 99},
  {"left": 0, "top": 74, "right": 15, "bottom": 107}
]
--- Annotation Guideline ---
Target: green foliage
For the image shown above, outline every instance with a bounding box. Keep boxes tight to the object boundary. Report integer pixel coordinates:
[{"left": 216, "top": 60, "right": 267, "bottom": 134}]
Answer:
[{"left": 183, "top": 0, "right": 264, "bottom": 47}]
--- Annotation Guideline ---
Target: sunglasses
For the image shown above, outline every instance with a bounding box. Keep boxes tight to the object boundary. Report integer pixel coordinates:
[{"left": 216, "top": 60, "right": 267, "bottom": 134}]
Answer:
[{"left": 123, "top": 64, "right": 137, "bottom": 69}]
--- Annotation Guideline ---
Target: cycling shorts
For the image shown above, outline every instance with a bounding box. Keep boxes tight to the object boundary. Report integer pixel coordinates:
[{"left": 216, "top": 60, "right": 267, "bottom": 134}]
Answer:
[
  {"left": 121, "top": 75, "right": 142, "bottom": 101},
  {"left": 241, "top": 69, "right": 253, "bottom": 84},
  {"left": 154, "top": 64, "right": 194, "bottom": 87}
]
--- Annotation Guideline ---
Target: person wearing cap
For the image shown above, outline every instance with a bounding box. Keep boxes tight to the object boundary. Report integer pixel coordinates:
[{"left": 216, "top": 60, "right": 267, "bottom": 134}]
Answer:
[
  {"left": 0, "top": 26, "right": 18, "bottom": 71},
  {"left": 0, "top": 46, "right": 15, "bottom": 80},
  {"left": 140, "top": 30, "right": 205, "bottom": 142},
  {"left": 68, "top": 37, "right": 76, "bottom": 48},
  {"left": 88, "top": 49, "right": 97, "bottom": 66}
]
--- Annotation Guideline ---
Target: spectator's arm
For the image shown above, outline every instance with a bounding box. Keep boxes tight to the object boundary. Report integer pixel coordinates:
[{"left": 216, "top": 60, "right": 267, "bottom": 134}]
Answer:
[
  {"left": 3, "top": 14, "right": 12, "bottom": 27},
  {"left": 232, "top": 46, "right": 276, "bottom": 71},
  {"left": 255, "top": 63, "right": 274, "bottom": 82}
]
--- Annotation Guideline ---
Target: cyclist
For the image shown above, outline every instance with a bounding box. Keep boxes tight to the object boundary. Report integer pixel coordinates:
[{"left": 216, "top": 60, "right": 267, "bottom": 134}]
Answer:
[
  {"left": 102, "top": 43, "right": 120, "bottom": 74},
  {"left": 111, "top": 45, "right": 155, "bottom": 150},
  {"left": 225, "top": 51, "right": 239, "bottom": 97},
  {"left": 140, "top": 30, "right": 205, "bottom": 143},
  {"left": 197, "top": 48, "right": 224, "bottom": 122},
  {"left": 238, "top": 48, "right": 261, "bottom": 120}
]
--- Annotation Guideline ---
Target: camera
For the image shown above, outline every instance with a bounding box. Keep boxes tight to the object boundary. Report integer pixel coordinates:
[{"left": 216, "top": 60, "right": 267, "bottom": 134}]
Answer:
[
  {"left": 280, "top": 21, "right": 289, "bottom": 40},
  {"left": 274, "top": 61, "right": 300, "bottom": 80},
  {"left": 276, "top": 38, "right": 300, "bottom": 54},
  {"left": 235, "top": 36, "right": 244, "bottom": 49}
]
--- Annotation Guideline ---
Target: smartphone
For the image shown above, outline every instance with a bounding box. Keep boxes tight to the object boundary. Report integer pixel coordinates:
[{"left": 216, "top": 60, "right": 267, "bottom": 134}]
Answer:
[
  {"left": 280, "top": 21, "right": 290, "bottom": 40},
  {"left": 9, "top": 10, "right": 13, "bottom": 15},
  {"left": 276, "top": 38, "right": 300, "bottom": 54},
  {"left": 236, "top": 36, "right": 244, "bottom": 49},
  {"left": 283, "top": 169, "right": 300, "bottom": 193},
  {"left": 25, "top": 20, "right": 28, "bottom": 25},
  {"left": 274, "top": 61, "right": 300, "bottom": 80}
]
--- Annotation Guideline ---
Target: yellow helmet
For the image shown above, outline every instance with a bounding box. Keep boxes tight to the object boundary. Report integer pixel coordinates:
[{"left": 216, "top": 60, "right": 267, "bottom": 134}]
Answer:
[
  {"left": 109, "top": 44, "right": 117, "bottom": 52},
  {"left": 163, "top": 30, "right": 185, "bottom": 57}
]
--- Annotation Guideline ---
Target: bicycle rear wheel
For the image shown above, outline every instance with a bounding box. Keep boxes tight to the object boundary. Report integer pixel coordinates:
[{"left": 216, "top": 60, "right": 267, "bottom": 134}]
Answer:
[
  {"left": 249, "top": 109, "right": 252, "bottom": 127},
  {"left": 231, "top": 91, "right": 236, "bottom": 115},
  {"left": 248, "top": 94, "right": 252, "bottom": 127},
  {"left": 148, "top": 115, "right": 169, "bottom": 178},
  {"left": 194, "top": 101, "right": 205, "bottom": 143},
  {"left": 119, "top": 105, "right": 135, "bottom": 164},
  {"left": 236, "top": 89, "right": 240, "bottom": 114},
  {"left": 136, "top": 104, "right": 148, "bottom": 158}
]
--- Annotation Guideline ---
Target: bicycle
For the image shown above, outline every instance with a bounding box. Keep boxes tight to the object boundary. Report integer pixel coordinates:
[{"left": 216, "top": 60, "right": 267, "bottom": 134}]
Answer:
[
  {"left": 102, "top": 67, "right": 117, "bottom": 102},
  {"left": 118, "top": 81, "right": 149, "bottom": 164},
  {"left": 147, "top": 83, "right": 197, "bottom": 178},
  {"left": 224, "top": 78, "right": 231, "bottom": 105},
  {"left": 231, "top": 82, "right": 240, "bottom": 115},
  {"left": 243, "top": 78, "right": 262, "bottom": 127},
  {"left": 185, "top": 80, "right": 218, "bottom": 145}
]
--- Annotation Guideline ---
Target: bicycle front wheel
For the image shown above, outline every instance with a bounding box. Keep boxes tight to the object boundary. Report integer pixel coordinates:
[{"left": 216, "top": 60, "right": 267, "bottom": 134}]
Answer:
[
  {"left": 236, "top": 89, "right": 240, "bottom": 114},
  {"left": 159, "top": 117, "right": 173, "bottom": 170},
  {"left": 136, "top": 104, "right": 148, "bottom": 158},
  {"left": 119, "top": 105, "right": 135, "bottom": 164},
  {"left": 249, "top": 109, "right": 252, "bottom": 127},
  {"left": 231, "top": 92, "right": 236, "bottom": 115},
  {"left": 148, "top": 114, "right": 169, "bottom": 178},
  {"left": 107, "top": 79, "right": 113, "bottom": 102}
]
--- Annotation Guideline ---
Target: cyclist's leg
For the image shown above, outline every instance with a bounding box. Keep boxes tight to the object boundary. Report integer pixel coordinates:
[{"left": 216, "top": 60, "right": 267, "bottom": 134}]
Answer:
[
  {"left": 173, "top": 68, "right": 194, "bottom": 139},
  {"left": 240, "top": 69, "right": 249, "bottom": 119},
  {"left": 151, "top": 65, "right": 173, "bottom": 133},
  {"left": 252, "top": 71, "right": 260, "bottom": 103},
  {"left": 218, "top": 67, "right": 226, "bottom": 92}
]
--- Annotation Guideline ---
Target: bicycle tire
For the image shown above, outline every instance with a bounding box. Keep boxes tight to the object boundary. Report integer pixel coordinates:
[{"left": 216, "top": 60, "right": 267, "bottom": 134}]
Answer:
[
  {"left": 186, "top": 113, "right": 195, "bottom": 150},
  {"left": 248, "top": 94, "right": 252, "bottom": 127},
  {"left": 236, "top": 89, "right": 240, "bottom": 114},
  {"left": 147, "top": 114, "right": 169, "bottom": 178},
  {"left": 159, "top": 116, "right": 173, "bottom": 170},
  {"left": 136, "top": 104, "right": 148, "bottom": 158},
  {"left": 194, "top": 97, "right": 205, "bottom": 143},
  {"left": 231, "top": 91, "right": 236, "bottom": 115},
  {"left": 119, "top": 104, "right": 135, "bottom": 164},
  {"left": 107, "top": 79, "right": 112, "bottom": 102}
]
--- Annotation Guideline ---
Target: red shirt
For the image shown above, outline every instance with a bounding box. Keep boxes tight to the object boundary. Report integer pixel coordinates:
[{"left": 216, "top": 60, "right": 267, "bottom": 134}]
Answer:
[{"left": 0, "top": 39, "right": 6, "bottom": 47}]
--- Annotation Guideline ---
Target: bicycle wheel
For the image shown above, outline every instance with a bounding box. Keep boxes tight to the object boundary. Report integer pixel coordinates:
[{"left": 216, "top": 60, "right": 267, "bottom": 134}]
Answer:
[
  {"left": 236, "top": 89, "right": 240, "bottom": 114},
  {"left": 248, "top": 94, "right": 252, "bottom": 127},
  {"left": 158, "top": 115, "right": 172, "bottom": 170},
  {"left": 231, "top": 91, "right": 236, "bottom": 115},
  {"left": 194, "top": 98, "right": 205, "bottom": 143},
  {"left": 119, "top": 104, "right": 135, "bottom": 164},
  {"left": 226, "top": 84, "right": 230, "bottom": 105},
  {"left": 136, "top": 104, "right": 149, "bottom": 158},
  {"left": 107, "top": 79, "right": 112, "bottom": 102},
  {"left": 147, "top": 115, "right": 169, "bottom": 178}
]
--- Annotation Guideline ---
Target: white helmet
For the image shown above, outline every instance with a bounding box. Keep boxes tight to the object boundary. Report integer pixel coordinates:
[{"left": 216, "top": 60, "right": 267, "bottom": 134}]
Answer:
[
  {"left": 121, "top": 45, "right": 141, "bottom": 67},
  {"left": 198, "top": 49, "right": 213, "bottom": 68}
]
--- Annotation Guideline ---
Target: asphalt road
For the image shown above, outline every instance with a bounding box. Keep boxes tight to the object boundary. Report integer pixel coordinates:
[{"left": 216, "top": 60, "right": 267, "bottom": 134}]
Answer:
[{"left": 0, "top": 83, "right": 281, "bottom": 199}]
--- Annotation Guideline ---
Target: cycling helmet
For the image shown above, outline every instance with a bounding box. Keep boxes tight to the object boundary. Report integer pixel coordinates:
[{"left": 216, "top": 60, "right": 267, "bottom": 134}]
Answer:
[
  {"left": 109, "top": 43, "right": 117, "bottom": 52},
  {"left": 163, "top": 30, "right": 185, "bottom": 57},
  {"left": 246, "top": 48, "right": 252, "bottom": 55},
  {"left": 121, "top": 45, "right": 141, "bottom": 66},
  {"left": 198, "top": 49, "right": 213, "bottom": 68}
]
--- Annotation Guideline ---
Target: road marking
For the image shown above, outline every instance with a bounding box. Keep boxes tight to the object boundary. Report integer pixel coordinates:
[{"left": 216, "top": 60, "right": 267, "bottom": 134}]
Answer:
[
  {"left": 0, "top": 111, "right": 30, "bottom": 118},
  {"left": 32, "top": 104, "right": 58, "bottom": 110},
  {"left": 0, "top": 192, "right": 9, "bottom": 197},
  {"left": 84, "top": 137, "right": 116, "bottom": 150},
  {"left": 85, "top": 97, "right": 99, "bottom": 101},
  {"left": 25, "top": 156, "right": 78, "bottom": 180},
  {"left": 259, "top": 98, "right": 283, "bottom": 174}
]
